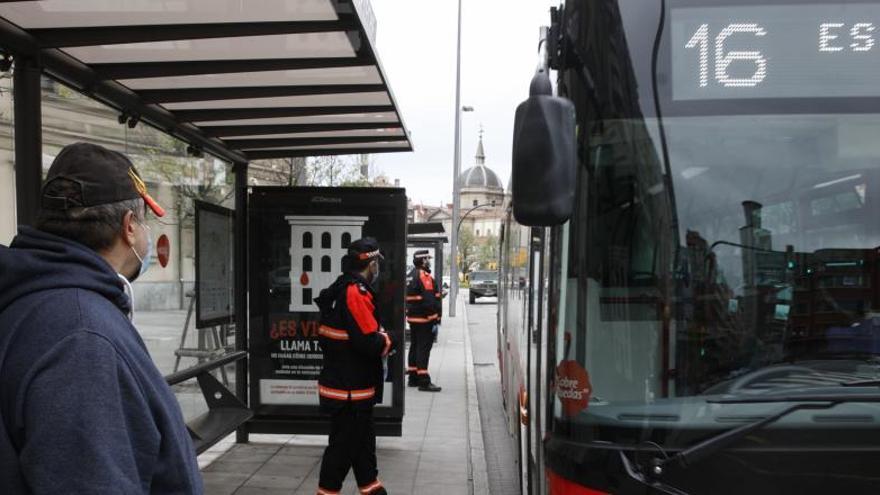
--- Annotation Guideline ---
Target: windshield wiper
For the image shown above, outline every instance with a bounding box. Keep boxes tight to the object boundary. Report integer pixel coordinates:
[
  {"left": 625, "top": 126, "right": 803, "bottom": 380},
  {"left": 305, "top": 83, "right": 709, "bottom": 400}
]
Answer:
[
  {"left": 653, "top": 393, "right": 880, "bottom": 475},
  {"left": 841, "top": 379, "right": 880, "bottom": 387}
]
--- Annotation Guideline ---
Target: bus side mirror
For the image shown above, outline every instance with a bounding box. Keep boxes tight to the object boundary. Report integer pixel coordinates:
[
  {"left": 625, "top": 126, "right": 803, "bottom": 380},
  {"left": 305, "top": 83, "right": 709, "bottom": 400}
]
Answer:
[{"left": 511, "top": 71, "right": 577, "bottom": 226}]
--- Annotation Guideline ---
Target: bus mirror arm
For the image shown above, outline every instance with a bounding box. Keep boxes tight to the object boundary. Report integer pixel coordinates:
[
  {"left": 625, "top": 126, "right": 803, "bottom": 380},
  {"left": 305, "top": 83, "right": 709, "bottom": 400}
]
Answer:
[{"left": 618, "top": 451, "right": 691, "bottom": 495}]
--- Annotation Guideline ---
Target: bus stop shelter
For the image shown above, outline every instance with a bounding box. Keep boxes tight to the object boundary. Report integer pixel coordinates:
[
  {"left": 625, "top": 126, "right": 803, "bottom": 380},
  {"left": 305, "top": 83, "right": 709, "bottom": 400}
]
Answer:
[{"left": 0, "top": 0, "right": 412, "bottom": 451}]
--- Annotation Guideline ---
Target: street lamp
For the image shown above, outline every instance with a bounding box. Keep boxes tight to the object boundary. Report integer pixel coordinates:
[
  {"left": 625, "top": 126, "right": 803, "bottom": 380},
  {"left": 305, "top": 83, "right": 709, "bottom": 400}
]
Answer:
[
  {"left": 449, "top": 0, "right": 471, "bottom": 318},
  {"left": 457, "top": 201, "right": 495, "bottom": 233},
  {"left": 455, "top": 201, "right": 495, "bottom": 280}
]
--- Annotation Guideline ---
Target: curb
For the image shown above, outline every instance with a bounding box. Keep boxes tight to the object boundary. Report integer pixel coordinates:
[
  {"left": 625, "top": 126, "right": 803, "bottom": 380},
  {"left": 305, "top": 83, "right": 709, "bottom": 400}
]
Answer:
[{"left": 462, "top": 293, "right": 491, "bottom": 495}]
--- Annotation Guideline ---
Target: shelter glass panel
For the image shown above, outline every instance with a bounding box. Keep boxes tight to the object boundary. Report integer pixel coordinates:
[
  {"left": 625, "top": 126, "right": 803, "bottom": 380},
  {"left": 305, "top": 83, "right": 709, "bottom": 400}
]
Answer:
[
  {"left": 194, "top": 113, "right": 400, "bottom": 126},
  {"left": 0, "top": 0, "right": 338, "bottom": 28},
  {"left": 120, "top": 67, "right": 382, "bottom": 91},
  {"left": 66, "top": 33, "right": 354, "bottom": 64},
  {"left": 0, "top": 70, "right": 13, "bottom": 245}
]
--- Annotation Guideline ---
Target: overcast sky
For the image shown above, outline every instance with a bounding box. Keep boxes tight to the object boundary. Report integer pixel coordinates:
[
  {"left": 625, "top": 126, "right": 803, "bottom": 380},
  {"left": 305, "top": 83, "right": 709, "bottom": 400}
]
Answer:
[{"left": 369, "top": 0, "right": 556, "bottom": 206}]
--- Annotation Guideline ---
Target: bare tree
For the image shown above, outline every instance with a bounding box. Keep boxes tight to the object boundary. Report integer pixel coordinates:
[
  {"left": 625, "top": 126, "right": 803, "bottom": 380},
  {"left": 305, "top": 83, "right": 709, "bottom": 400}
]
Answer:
[
  {"left": 477, "top": 234, "right": 499, "bottom": 269},
  {"left": 136, "top": 133, "right": 233, "bottom": 226},
  {"left": 458, "top": 228, "right": 477, "bottom": 277},
  {"left": 251, "top": 157, "right": 310, "bottom": 186}
]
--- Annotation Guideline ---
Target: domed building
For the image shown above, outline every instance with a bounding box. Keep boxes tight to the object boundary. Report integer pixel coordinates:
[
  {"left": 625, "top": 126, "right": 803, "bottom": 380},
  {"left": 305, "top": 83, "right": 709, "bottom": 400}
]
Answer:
[
  {"left": 457, "top": 133, "right": 506, "bottom": 239},
  {"left": 406, "top": 132, "right": 507, "bottom": 272}
]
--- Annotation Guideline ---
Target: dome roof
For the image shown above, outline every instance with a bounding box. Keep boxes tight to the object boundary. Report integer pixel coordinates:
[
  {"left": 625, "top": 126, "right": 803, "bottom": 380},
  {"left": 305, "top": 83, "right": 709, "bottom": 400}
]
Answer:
[
  {"left": 458, "top": 135, "right": 503, "bottom": 190},
  {"left": 459, "top": 164, "right": 503, "bottom": 190}
]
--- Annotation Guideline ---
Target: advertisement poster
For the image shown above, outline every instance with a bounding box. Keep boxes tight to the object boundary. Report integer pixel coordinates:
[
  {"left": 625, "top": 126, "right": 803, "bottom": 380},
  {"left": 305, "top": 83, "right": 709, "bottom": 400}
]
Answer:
[
  {"left": 248, "top": 187, "right": 406, "bottom": 434},
  {"left": 195, "top": 201, "right": 234, "bottom": 328}
]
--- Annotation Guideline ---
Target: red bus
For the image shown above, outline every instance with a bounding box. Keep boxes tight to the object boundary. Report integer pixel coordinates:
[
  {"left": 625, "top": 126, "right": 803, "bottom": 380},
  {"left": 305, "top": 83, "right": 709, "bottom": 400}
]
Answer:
[{"left": 499, "top": 1, "right": 880, "bottom": 494}]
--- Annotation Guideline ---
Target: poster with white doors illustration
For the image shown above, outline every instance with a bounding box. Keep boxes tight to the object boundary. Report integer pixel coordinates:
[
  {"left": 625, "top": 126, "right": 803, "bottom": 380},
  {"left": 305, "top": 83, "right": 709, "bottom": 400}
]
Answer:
[{"left": 285, "top": 215, "right": 368, "bottom": 312}]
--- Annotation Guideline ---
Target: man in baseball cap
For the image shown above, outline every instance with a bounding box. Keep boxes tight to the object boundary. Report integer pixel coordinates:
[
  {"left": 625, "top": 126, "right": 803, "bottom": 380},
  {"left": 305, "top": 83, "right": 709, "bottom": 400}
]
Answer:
[{"left": 0, "top": 142, "right": 201, "bottom": 493}]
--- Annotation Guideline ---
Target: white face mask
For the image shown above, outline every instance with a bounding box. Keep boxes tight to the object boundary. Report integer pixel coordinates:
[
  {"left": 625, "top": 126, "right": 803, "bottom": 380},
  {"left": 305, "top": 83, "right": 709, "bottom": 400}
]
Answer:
[
  {"left": 117, "top": 273, "right": 135, "bottom": 321},
  {"left": 370, "top": 261, "right": 381, "bottom": 286},
  {"left": 128, "top": 219, "right": 152, "bottom": 282}
]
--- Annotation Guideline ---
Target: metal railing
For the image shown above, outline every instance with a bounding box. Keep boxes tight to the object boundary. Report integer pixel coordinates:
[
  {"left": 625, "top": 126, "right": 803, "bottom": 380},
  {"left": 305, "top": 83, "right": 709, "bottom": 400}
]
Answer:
[{"left": 165, "top": 350, "right": 251, "bottom": 455}]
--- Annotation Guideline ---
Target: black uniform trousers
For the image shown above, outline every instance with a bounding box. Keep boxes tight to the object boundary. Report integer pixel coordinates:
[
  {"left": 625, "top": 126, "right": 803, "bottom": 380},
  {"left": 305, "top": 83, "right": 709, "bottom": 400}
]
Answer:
[
  {"left": 408, "top": 322, "right": 435, "bottom": 382},
  {"left": 318, "top": 404, "right": 379, "bottom": 493}
]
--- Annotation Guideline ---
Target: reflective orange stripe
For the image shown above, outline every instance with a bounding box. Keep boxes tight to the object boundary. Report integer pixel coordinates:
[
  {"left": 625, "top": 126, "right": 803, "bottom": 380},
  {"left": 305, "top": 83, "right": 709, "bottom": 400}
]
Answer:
[
  {"left": 406, "top": 295, "right": 423, "bottom": 301},
  {"left": 350, "top": 389, "right": 375, "bottom": 400},
  {"left": 417, "top": 369, "right": 429, "bottom": 375},
  {"left": 318, "top": 385, "right": 375, "bottom": 401},
  {"left": 318, "top": 325, "right": 349, "bottom": 341},
  {"left": 407, "top": 314, "right": 439, "bottom": 323},
  {"left": 360, "top": 480, "right": 383, "bottom": 494},
  {"left": 318, "top": 488, "right": 340, "bottom": 495}
]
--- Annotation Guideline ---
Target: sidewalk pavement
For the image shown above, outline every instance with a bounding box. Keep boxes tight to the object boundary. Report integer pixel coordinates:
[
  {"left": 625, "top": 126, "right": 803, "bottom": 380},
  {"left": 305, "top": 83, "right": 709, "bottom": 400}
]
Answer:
[{"left": 197, "top": 294, "right": 489, "bottom": 495}]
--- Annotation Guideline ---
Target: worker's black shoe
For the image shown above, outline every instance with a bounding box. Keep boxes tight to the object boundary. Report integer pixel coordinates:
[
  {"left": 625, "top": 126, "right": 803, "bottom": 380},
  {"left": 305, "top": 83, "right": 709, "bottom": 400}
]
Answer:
[
  {"left": 419, "top": 381, "right": 442, "bottom": 392},
  {"left": 407, "top": 376, "right": 419, "bottom": 387}
]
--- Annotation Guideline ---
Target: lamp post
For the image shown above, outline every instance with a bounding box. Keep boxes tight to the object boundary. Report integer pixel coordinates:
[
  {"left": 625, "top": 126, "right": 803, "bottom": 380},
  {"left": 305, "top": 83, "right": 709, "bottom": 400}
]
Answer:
[
  {"left": 455, "top": 202, "right": 495, "bottom": 282},
  {"left": 457, "top": 202, "right": 495, "bottom": 234},
  {"left": 449, "top": 0, "right": 470, "bottom": 318}
]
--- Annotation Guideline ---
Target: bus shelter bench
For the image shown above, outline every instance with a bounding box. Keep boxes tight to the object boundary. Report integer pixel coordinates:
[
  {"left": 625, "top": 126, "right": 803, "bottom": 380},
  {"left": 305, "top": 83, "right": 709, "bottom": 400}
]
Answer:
[{"left": 164, "top": 350, "right": 251, "bottom": 454}]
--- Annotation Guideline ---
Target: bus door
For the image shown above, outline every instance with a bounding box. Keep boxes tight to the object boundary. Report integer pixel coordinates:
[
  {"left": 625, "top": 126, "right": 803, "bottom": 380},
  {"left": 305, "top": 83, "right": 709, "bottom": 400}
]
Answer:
[{"left": 526, "top": 227, "right": 548, "bottom": 495}]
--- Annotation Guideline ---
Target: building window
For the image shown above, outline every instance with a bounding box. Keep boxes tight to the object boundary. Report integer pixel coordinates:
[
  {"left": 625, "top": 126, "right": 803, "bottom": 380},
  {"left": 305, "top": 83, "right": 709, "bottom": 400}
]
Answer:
[
  {"left": 321, "top": 255, "right": 331, "bottom": 272},
  {"left": 303, "top": 231, "right": 313, "bottom": 249},
  {"left": 476, "top": 229, "right": 480, "bottom": 237},
  {"left": 302, "top": 256, "right": 313, "bottom": 272},
  {"left": 321, "top": 232, "right": 331, "bottom": 249},
  {"left": 341, "top": 232, "right": 352, "bottom": 248},
  {"left": 473, "top": 199, "right": 478, "bottom": 207},
  {"left": 302, "top": 288, "right": 313, "bottom": 305}
]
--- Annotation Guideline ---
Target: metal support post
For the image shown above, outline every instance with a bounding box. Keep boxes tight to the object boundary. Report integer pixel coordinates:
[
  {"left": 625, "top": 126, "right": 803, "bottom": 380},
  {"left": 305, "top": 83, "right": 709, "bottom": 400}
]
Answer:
[
  {"left": 13, "top": 57, "right": 42, "bottom": 227},
  {"left": 449, "top": 0, "right": 463, "bottom": 317},
  {"left": 233, "top": 162, "right": 250, "bottom": 444}
]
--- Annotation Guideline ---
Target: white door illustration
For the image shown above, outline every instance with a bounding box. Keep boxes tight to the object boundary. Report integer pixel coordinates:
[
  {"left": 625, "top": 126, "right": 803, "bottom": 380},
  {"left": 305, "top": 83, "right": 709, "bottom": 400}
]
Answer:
[{"left": 286, "top": 216, "right": 369, "bottom": 312}]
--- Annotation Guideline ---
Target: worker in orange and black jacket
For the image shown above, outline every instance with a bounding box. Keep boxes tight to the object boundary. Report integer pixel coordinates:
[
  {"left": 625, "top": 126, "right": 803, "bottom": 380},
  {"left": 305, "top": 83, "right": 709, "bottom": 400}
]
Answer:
[
  {"left": 314, "top": 237, "right": 396, "bottom": 495},
  {"left": 405, "top": 250, "right": 443, "bottom": 392}
]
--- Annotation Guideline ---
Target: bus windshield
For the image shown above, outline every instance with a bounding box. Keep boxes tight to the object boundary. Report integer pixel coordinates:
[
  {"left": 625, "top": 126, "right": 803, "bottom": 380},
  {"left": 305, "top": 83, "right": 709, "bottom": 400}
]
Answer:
[
  {"left": 562, "top": 113, "right": 880, "bottom": 402},
  {"left": 553, "top": 0, "right": 880, "bottom": 436}
]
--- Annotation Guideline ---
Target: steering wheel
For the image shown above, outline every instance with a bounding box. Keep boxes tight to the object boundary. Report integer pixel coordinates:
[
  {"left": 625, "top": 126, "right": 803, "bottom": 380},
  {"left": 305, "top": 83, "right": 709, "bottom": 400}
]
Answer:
[{"left": 726, "top": 365, "right": 816, "bottom": 393}]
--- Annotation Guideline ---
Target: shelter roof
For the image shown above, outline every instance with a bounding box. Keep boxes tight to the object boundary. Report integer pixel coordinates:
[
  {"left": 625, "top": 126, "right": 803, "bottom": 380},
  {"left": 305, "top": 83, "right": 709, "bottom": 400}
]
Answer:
[{"left": 0, "top": 0, "right": 412, "bottom": 164}]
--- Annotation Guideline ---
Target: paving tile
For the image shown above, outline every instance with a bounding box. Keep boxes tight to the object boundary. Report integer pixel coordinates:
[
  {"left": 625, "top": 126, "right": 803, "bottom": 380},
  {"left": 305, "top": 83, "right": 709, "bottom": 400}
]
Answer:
[
  {"left": 242, "top": 474, "right": 307, "bottom": 489},
  {"left": 203, "top": 460, "right": 265, "bottom": 475},
  {"left": 232, "top": 487, "right": 294, "bottom": 495},
  {"left": 255, "top": 460, "right": 315, "bottom": 478},
  {"left": 201, "top": 472, "right": 250, "bottom": 495},
  {"left": 410, "top": 482, "right": 470, "bottom": 495}
]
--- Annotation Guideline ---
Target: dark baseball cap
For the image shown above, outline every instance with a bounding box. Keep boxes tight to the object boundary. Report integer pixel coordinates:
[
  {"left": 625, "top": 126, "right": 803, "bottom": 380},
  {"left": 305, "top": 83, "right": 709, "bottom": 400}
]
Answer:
[
  {"left": 348, "top": 237, "right": 384, "bottom": 261},
  {"left": 41, "top": 142, "right": 165, "bottom": 217}
]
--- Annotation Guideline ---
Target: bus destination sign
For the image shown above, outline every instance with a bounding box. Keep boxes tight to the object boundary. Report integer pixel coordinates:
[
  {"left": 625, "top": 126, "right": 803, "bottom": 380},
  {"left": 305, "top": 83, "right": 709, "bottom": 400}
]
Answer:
[{"left": 671, "top": 4, "right": 879, "bottom": 100}]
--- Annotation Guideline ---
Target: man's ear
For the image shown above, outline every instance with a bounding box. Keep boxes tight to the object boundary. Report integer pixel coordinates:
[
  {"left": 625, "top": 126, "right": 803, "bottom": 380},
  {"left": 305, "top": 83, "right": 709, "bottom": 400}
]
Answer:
[{"left": 122, "top": 210, "right": 138, "bottom": 248}]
